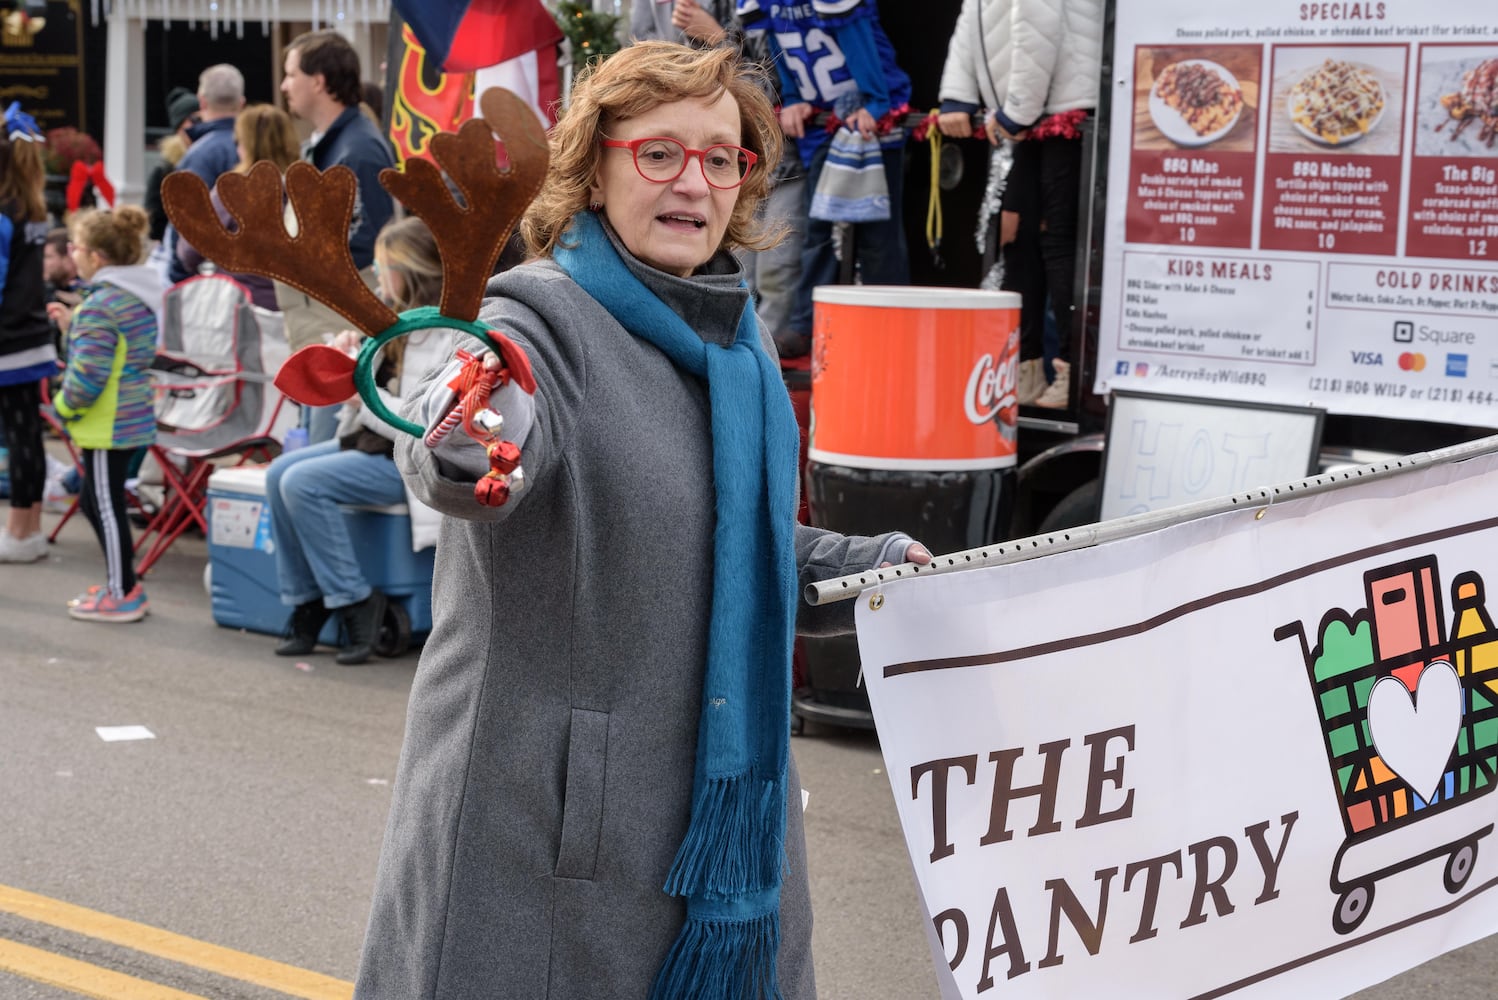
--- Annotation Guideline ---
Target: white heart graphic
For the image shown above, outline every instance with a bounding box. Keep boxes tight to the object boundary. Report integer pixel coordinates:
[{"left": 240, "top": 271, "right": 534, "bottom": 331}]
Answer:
[{"left": 1367, "top": 661, "right": 1463, "bottom": 804}]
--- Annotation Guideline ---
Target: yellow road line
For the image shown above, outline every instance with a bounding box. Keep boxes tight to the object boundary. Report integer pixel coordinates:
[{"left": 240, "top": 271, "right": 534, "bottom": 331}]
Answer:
[
  {"left": 0, "top": 884, "right": 353, "bottom": 1000},
  {"left": 0, "top": 937, "right": 208, "bottom": 999}
]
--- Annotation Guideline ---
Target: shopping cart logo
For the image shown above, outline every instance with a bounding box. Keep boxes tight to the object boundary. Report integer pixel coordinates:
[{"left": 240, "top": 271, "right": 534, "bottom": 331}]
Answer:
[{"left": 1274, "top": 555, "right": 1497, "bottom": 936}]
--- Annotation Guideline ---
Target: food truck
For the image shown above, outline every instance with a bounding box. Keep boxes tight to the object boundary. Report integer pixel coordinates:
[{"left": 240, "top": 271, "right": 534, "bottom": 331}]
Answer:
[{"left": 1007, "top": 0, "right": 1498, "bottom": 536}]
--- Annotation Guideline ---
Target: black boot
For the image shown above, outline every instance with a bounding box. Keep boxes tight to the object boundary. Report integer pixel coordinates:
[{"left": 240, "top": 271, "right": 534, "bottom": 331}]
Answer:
[
  {"left": 336, "top": 590, "right": 388, "bottom": 665},
  {"left": 275, "top": 598, "right": 330, "bottom": 656}
]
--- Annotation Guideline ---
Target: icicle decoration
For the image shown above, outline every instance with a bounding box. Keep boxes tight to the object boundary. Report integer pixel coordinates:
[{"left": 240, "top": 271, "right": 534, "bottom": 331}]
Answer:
[
  {"left": 976, "top": 141, "right": 1014, "bottom": 292},
  {"left": 90, "top": 0, "right": 386, "bottom": 28}
]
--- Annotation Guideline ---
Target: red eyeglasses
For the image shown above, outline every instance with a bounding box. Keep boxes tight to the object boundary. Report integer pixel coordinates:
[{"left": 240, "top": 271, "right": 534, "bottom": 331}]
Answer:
[{"left": 601, "top": 136, "right": 758, "bottom": 189}]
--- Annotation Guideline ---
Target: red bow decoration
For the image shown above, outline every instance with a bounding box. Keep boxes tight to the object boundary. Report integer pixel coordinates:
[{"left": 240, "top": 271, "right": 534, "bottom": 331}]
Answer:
[{"left": 66, "top": 160, "right": 115, "bottom": 213}]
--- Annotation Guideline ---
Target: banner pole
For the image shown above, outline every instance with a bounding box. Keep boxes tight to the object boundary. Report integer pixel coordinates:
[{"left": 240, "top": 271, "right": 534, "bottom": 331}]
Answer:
[{"left": 805, "top": 434, "right": 1498, "bottom": 606}]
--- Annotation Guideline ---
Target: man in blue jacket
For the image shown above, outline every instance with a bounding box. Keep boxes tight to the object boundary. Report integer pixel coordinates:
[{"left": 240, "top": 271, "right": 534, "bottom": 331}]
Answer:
[
  {"left": 164, "top": 64, "right": 244, "bottom": 284},
  {"left": 280, "top": 30, "right": 395, "bottom": 441},
  {"left": 282, "top": 30, "right": 394, "bottom": 275}
]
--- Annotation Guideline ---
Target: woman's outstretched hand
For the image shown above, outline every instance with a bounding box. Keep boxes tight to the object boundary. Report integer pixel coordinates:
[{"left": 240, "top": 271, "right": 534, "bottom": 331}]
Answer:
[{"left": 882, "top": 542, "right": 933, "bottom": 569}]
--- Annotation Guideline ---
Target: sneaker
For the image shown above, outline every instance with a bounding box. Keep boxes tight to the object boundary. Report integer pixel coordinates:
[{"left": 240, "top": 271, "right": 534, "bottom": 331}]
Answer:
[
  {"left": 1016, "top": 358, "right": 1045, "bottom": 405},
  {"left": 1033, "top": 359, "right": 1072, "bottom": 409},
  {"left": 0, "top": 530, "right": 48, "bottom": 563},
  {"left": 68, "top": 583, "right": 150, "bottom": 623},
  {"left": 67, "top": 584, "right": 105, "bottom": 609}
]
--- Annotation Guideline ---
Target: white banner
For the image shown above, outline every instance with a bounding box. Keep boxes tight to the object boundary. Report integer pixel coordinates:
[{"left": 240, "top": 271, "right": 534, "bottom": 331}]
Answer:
[
  {"left": 1096, "top": 0, "right": 1498, "bottom": 428},
  {"left": 857, "top": 451, "right": 1498, "bottom": 998}
]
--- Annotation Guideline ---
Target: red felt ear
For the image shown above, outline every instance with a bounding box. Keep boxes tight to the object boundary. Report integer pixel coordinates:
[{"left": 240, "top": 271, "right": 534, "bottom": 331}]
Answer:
[
  {"left": 273, "top": 345, "right": 360, "bottom": 407},
  {"left": 489, "top": 330, "right": 537, "bottom": 395}
]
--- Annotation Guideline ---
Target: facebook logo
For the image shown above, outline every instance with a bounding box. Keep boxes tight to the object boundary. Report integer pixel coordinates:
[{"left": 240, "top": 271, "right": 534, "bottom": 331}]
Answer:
[{"left": 1115, "top": 360, "right": 1131, "bottom": 376}]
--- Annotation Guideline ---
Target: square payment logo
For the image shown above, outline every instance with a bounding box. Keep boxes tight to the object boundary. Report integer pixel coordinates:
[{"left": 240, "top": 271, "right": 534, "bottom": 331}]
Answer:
[{"left": 1394, "top": 321, "right": 1414, "bottom": 343}]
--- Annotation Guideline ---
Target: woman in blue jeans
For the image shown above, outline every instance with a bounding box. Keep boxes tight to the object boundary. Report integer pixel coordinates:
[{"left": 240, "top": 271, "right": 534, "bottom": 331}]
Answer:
[{"left": 266, "top": 218, "right": 450, "bottom": 664}]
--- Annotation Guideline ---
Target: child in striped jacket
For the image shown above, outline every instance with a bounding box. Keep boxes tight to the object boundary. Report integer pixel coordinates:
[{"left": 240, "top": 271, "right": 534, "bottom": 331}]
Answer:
[{"left": 48, "top": 205, "right": 159, "bottom": 622}]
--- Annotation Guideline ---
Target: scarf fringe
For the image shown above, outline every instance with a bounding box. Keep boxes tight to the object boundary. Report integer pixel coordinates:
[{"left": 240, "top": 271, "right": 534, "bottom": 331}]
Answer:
[
  {"left": 664, "top": 771, "right": 786, "bottom": 897},
  {"left": 649, "top": 911, "right": 783, "bottom": 1000}
]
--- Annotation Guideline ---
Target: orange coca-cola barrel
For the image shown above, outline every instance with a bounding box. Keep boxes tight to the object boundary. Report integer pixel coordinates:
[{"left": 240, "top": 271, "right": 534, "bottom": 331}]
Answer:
[
  {"left": 797, "top": 286, "right": 1021, "bottom": 732},
  {"left": 809, "top": 286, "right": 1021, "bottom": 470}
]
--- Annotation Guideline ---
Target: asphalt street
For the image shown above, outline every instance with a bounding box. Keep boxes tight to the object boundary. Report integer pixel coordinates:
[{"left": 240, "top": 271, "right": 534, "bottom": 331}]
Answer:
[{"left": 1, "top": 499, "right": 1496, "bottom": 998}]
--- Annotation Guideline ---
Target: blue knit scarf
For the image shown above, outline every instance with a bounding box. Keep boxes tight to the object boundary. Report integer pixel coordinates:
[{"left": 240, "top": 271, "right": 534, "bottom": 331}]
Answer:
[{"left": 555, "top": 211, "right": 799, "bottom": 999}]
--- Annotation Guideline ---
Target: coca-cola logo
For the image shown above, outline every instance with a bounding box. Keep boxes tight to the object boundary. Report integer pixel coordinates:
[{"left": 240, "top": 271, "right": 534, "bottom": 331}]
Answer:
[{"left": 964, "top": 352, "right": 1018, "bottom": 425}]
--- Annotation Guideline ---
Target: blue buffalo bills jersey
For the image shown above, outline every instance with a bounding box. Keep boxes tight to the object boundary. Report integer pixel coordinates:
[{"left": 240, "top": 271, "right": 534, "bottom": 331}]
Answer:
[{"left": 737, "top": 0, "right": 911, "bottom": 161}]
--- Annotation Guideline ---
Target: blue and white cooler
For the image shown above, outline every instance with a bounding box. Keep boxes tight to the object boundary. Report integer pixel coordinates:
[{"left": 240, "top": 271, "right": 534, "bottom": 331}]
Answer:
[{"left": 206, "top": 465, "right": 435, "bottom": 655}]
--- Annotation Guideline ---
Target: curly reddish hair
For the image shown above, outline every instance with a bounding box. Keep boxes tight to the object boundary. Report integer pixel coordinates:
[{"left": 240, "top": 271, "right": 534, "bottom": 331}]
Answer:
[{"left": 521, "top": 42, "right": 784, "bottom": 260}]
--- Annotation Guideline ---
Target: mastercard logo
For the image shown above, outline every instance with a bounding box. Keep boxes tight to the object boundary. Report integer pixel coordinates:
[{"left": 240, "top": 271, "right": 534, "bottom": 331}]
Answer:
[{"left": 1398, "top": 352, "right": 1426, "bottom": 372}]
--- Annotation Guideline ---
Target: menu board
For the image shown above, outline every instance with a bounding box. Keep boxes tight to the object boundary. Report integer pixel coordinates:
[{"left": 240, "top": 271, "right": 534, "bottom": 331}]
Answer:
[{"left": 1098, "top": 2, "right": 1498, "bottom": 426}]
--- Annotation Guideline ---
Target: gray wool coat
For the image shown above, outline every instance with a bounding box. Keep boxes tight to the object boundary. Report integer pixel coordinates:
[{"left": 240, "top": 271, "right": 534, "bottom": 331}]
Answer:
[{"left": 354, "top": 240, "right": 908, "bottom": 999}]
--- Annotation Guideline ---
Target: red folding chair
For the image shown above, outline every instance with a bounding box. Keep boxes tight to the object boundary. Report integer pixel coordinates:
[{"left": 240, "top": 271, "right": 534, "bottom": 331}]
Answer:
[{"left": 37, "top": 376, "right": 87, "bottom": 543}]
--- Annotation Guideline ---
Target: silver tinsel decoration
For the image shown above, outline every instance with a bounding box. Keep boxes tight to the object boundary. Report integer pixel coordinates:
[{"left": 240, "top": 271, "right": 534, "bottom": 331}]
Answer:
[{"left": 976, "top": 140, "right": 1013, "bottom": 292}]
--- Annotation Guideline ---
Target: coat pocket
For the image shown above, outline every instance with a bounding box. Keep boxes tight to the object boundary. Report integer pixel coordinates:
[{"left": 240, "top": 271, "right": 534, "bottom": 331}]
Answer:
[{"left": 555, "top": 708, "right": 609, "bottom": 880}]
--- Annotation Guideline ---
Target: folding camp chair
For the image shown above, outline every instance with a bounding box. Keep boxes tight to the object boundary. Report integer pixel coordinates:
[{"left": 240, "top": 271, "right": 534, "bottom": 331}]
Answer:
[
  {"left": 135, "top": 274, "right": 298, "bottom": 576},
  {"left": 39, "top": 376, "right": 87, "bottom": 542}
]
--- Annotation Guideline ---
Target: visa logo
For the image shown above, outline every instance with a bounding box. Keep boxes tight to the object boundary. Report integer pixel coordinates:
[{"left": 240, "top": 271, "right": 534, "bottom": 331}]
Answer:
[{"left": 1351, "top": 351, "right": 1383, "bottom": 365}]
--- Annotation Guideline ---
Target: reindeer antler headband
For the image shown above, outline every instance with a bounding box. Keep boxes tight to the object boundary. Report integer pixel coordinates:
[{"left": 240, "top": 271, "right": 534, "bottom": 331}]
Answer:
[{"left": 160, "top": 87, "right": 548, "bottom": 437}]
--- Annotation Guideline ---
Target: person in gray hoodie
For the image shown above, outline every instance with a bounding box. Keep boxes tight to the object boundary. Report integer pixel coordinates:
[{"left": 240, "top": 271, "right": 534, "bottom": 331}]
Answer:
[{"left": 354, "top": 42, "right": 929, "bottom": 1000}]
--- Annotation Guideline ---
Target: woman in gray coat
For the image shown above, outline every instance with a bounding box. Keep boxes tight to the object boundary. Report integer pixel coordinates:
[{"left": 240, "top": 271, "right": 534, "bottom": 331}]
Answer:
[{"left": 355, "top": 42, "right": 929, "bottom": 1000}]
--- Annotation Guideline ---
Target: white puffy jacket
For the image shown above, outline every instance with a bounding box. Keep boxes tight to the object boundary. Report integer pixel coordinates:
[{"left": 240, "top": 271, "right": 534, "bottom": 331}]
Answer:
[{"left": 938, "top": 0, "right": 1103, "bottom": 128}]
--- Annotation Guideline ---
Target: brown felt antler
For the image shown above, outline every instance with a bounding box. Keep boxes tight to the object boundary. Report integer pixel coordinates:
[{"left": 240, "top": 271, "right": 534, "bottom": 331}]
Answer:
[
  {"left": 160, "top": 88, "right": 549, "bottom": 417},
  {"left": 162, "top": 161, "right": 398, "bottom": 337},
  {"left": 379, "top": 87, "right": 550, "bottom": 323}
]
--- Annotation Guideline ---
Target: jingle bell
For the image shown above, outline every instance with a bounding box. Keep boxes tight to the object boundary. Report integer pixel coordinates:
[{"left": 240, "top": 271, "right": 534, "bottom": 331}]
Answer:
[
  {"left": 473, "top": 408, "right": 505, "bottom": 436},
  {"left": 475, "top": 474, "right": 512, "bottom": 507},
  {"left": 487, "top": 440, "right": 521, "bottom": 475}
]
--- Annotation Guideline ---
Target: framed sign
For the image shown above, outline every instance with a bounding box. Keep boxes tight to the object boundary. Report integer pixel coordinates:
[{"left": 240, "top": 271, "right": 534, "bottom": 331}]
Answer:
[
  {"left": 0, "top": 1, "right": 86, "bottom": 134},
  {"left": 1100, "top": 390, "right": 1324, "bottom": 520}
]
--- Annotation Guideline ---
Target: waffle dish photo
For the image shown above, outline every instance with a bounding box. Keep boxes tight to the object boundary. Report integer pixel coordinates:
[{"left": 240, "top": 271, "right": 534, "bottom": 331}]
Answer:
[{"left": 1437, "top": 57, "right": 1498, "bottom": 149}]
